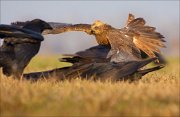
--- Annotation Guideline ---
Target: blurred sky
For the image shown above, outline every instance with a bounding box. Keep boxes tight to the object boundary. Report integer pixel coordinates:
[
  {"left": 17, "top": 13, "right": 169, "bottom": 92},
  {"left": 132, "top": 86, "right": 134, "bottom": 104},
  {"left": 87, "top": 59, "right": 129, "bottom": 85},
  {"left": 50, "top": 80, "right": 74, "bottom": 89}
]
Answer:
[{"left": 0, "top": 1, "right": 179, "bottom": 56}]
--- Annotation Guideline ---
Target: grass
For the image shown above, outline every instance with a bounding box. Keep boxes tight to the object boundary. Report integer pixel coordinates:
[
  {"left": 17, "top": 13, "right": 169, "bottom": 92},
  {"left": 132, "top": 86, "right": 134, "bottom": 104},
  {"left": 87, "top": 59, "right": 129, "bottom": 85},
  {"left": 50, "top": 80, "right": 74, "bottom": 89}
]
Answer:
[{"left": 0, "top": 56, "right": 179, "bottom": 116}]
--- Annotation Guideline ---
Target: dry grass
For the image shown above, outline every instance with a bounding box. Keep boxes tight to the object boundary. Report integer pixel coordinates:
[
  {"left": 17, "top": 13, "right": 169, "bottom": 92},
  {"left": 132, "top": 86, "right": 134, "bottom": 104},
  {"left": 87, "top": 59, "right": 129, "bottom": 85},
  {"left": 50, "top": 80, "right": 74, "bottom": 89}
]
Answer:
[{"left": 0, "top": 56, "right": 179, "bottom": 116}]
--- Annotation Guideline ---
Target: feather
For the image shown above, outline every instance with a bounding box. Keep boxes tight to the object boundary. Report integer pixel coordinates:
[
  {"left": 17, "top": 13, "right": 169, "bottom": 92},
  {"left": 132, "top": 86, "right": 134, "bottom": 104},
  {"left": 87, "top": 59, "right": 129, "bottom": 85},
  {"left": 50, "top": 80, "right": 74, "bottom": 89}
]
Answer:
[
  {"left": 127, "top": 18, "right": 146, "bottom": 27},
  {"left": 126, "top": 13, "right": 135, "bottom": 26},
  {"left": 123, "top": 14, "right": 165, "bottom": 62}
]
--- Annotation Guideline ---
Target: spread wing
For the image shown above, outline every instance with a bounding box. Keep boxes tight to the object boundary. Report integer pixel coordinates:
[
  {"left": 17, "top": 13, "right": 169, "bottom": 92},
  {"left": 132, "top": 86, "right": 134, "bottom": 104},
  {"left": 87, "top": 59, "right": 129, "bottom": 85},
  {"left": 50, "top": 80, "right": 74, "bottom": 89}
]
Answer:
[
  {"left": 126, "top": 13, "right": 135, "bottom": 26},
  {"left": 11, "top": 21, "right": 72, "bottom": 29},
  {"left": 121, "top": 14, "right": 166, "bottom": 59},
  {"left": 11, "top": 21, "right": 92, "bottom": 35},
  {"left": 0, "top": 24, "right": 44, "bottom": 43},
  {"left": 106, "top": 29, "right": 141, "bottom": 62},
  {"left": 42, "top": 23, "right": 92, "bottom": 35}
]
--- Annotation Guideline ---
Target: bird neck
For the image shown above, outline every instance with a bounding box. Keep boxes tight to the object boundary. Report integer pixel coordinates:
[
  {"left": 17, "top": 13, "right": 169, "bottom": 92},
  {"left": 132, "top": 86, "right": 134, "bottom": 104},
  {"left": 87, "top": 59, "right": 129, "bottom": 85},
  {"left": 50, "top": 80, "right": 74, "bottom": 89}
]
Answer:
[{"left": 95, "top": 33, "right": 110, "bottom": 45}]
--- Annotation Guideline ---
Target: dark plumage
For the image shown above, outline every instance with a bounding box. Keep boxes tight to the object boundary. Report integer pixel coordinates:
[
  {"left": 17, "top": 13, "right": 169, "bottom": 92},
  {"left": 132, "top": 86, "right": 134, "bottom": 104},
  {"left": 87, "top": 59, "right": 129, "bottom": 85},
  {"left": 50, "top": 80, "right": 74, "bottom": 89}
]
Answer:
[
  {"left": 23, "top": 57, "right": 164, "bottom": 81},
  {"left": 0, "top": 19, "right": 52, "bottom": 78},
  {"left": 23, "top": 40, "right": 164, "bottom": 82},
  {"left": 13, "top": 14, "right": 166, "bottom": 81}
]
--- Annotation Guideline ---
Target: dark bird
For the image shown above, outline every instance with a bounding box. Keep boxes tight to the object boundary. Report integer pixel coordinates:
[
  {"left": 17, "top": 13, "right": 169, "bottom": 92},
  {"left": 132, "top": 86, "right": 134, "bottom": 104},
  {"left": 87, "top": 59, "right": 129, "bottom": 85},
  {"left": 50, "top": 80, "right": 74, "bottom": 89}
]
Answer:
[
  {"left": 23, "top": 57, "right": 164, "bottom": 81},
  {"left": 21, "top": 14, "right": 165, "bottom": 81},
  {"left": 0, "top": 19, "right": 52, "bottom": 78}
]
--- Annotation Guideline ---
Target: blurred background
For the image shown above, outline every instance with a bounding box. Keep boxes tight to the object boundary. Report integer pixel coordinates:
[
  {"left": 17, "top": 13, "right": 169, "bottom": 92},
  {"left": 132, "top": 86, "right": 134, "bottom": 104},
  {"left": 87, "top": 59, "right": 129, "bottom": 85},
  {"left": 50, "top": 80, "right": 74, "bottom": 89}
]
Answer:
[{"left": 0, "top": 1, "right": 179, "bottom": 57}]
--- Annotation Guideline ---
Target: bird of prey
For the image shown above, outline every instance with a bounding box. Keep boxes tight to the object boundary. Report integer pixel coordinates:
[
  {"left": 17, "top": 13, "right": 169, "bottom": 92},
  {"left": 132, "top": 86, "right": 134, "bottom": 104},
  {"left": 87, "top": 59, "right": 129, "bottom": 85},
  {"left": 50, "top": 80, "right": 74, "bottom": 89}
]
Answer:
[
  {"left": 0, "top": 19, "right": 52, "bottom": 78},
  {"left": 47, "top": 14, "right": 165, "bottom": 63},
  {"left": 12, "top": 14, "right": 166, "bottom": 64},
  {"left": 21, "top": 14, "right": 165, "bottom": 81},
  {"left": 42, "top": 14, "right": 165, "bottom": 66}
]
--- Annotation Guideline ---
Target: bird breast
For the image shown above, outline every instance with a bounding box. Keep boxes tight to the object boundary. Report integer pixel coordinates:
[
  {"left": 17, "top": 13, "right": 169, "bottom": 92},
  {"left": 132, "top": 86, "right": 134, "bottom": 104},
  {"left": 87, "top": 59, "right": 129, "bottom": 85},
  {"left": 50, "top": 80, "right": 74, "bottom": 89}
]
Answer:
[{"left": 95, "top": 33, "right": 109, "bottom": 45}]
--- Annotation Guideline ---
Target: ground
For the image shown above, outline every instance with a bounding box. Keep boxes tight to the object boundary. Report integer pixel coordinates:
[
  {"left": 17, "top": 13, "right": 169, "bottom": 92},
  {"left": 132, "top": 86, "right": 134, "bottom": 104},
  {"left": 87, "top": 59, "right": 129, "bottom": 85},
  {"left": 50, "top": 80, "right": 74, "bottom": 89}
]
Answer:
[{"left": 0, "top": 55, "right": 179, "bottom": 116}]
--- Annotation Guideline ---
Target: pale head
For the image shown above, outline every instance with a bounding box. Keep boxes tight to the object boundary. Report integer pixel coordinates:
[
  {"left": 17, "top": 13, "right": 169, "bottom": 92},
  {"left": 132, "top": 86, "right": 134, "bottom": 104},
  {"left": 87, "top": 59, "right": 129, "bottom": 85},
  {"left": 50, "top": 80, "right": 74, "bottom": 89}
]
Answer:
[{"left": 91, "top": 20, "right": 107, "bottom": 34}]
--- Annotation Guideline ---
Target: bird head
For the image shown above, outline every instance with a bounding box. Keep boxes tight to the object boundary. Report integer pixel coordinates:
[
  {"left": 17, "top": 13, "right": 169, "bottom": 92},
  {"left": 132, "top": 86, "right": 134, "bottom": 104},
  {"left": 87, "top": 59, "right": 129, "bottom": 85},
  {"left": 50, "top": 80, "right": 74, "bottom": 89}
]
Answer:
[
  {"left": 91, "top": 20, "right": 109, "bottom": 34},
  {"left": 23, "top": 19, "right": 53, "bottom": 33}
]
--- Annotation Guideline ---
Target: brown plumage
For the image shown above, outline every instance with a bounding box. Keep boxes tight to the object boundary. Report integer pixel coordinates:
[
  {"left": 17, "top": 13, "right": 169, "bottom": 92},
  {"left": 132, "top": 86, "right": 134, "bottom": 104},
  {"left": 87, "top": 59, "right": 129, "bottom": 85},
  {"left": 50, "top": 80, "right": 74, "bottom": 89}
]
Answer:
[
  {"left": 21, "top": 14, "right": 165, "bottom": 81},
  {"left": 39, "top": 14, "right": 165, "bottom": 63},
  {"left": 12, "top": 14, "right": 165, "bottom": 61},
  {"left": 123, "top": 14, "right": 166, "bottom": 59}
]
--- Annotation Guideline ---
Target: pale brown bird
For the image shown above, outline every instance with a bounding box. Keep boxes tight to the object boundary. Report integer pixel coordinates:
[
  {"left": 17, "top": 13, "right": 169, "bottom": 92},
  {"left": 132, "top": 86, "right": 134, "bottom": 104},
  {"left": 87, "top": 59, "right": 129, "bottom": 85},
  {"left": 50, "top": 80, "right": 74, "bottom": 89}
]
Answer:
[
  {"left": 41, "top": 14, "right": 166, "bottom": 63},
  {"left": 21, "top": 14, "right": 165, "bottom": 81},
  {"left": 12, "top": 14, "right": 166, "bottom": 63}
]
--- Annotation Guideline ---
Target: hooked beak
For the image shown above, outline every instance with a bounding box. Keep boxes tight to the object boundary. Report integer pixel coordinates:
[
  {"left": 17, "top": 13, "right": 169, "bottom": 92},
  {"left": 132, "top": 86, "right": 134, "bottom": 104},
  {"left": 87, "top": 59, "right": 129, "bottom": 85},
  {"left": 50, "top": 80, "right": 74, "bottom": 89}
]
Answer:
[{"left": 90, "top": 30, "right": 96, "bottom": 34}]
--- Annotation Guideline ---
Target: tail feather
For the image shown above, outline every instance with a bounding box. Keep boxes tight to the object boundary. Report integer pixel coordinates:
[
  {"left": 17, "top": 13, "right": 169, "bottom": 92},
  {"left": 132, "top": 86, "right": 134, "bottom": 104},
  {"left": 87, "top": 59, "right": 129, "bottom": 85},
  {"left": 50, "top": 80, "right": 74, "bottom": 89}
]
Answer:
[
  {"left": 133, "top": 36, "right": 157, "bottom": 58},
  {"left": 125, "top": 14, "right": 166, "bottom": 62},
  {"left": 134, "top": 57, "right": 158, "bottom": 69},
  {"left": 138, "top": 65, "right": 164, "bottom": 76},
  {"left": 59, "top": 56, "right": 82, "bottom": 63},
  {"left": 126, "top": 14, "right": 135, "bottom": 26},
  {"left": 140, "top": 32, "right": 165, "bottom": 39},
  {"left": 113, "top": 58, "right": 157, "bottom": 79},
  {"left": 134, "top": 26, "right": 156, "bottom": 32},
  {"left": 139, "top": 37, "right": 166, "bottom": 47},
  {"left": 139, "top": 38, "right": 161, "bottom": 52}
]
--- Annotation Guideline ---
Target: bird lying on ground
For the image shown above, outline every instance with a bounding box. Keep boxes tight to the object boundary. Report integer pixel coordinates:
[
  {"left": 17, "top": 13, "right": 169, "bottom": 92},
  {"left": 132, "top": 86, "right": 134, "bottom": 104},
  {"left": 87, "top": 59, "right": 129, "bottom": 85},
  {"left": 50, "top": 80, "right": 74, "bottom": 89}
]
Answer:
[{"left": 23, "top": 57, "right": 164, "bottom": 82}]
